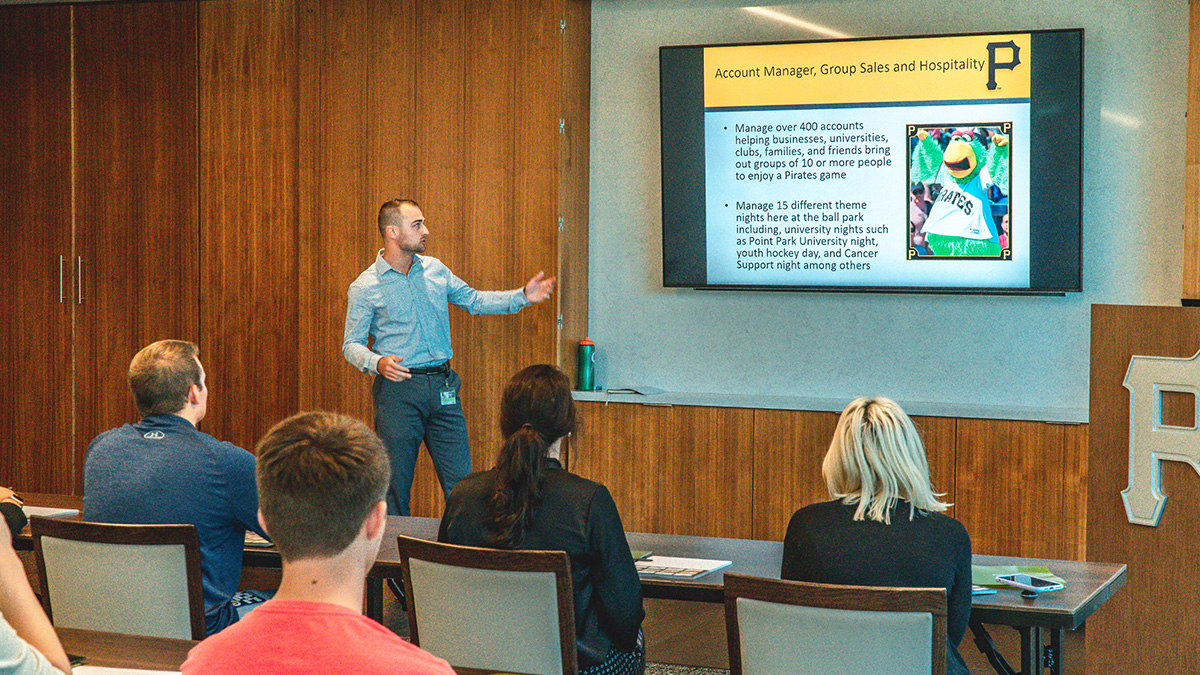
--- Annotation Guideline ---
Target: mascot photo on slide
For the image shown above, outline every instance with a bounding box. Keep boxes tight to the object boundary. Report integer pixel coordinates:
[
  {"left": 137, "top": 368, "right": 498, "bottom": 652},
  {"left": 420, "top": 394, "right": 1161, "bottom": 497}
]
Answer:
[{"left": 907, "top": 124, "right": 1011, "bottom": 259}]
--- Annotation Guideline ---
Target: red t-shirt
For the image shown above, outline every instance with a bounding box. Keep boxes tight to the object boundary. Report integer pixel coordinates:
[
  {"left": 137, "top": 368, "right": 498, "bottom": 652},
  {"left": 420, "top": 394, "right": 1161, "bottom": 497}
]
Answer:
[{"left": 181, "top": 600, "right": 454, "bottom": 675}]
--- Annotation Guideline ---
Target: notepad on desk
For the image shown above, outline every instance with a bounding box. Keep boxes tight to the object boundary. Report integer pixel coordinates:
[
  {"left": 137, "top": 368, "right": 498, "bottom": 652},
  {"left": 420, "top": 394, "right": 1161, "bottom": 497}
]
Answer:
[
  {"left": 636, "top": 555, "right": 731, "bottom": 580},
  {"left": 23, "top": 506, "right": 79, "bottom": 519},
  {"left": 244, "top": 532, "right": 273, "bottom": 548}
]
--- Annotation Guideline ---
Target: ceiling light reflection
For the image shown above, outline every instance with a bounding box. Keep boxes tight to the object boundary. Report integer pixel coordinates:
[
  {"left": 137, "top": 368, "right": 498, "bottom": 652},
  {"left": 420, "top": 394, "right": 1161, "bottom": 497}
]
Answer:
[
  {"left": 742, "top": 7, "right": 851, "bottom": 39},
  {"left": 1101, "top": 108, "right": 1143, "bottom": 129}
]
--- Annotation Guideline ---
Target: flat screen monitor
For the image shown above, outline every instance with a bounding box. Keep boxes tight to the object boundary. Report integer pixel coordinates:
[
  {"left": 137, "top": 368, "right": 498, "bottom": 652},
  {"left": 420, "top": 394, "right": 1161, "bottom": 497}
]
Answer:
[{"left": 661, "top": 29, "right": 1082, "bottom": 294}]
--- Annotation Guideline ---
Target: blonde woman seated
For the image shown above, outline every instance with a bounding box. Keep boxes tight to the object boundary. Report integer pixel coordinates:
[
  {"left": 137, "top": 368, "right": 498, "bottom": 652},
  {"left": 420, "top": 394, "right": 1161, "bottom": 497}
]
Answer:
[{"left": 781, "top": 397, "right": 972, "bottom": 675}]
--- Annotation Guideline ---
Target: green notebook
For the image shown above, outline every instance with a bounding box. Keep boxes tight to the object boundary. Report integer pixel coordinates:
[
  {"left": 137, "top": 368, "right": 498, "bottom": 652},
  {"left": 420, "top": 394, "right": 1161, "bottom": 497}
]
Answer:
[{"left": 972, "top": 564, "right": 1065, "bottom": 588}]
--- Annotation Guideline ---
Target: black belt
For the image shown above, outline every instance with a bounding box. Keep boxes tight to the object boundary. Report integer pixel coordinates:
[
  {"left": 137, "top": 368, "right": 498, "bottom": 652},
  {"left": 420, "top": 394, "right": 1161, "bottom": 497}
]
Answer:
[{"left": 407, "top": 362, "right": 450, "bottom": 376}]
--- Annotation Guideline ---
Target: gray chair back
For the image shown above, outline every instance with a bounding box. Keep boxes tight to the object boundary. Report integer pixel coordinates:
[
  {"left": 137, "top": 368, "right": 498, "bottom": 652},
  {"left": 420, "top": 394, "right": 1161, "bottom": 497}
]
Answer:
[
  {"left": 31, "top": 517, "right": 205, "bottom": 640},
  {"left": 724, "top": 573, "right": 947, "bottom": 675},
  {"left": 397, "top": 535, "right": 577, "bottom": 675}
]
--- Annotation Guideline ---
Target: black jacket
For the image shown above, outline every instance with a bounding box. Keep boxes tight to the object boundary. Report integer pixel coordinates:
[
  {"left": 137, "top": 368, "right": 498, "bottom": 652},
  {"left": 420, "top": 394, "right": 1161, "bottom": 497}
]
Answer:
[
  {"left": 782, "top": 499, "right": 973, "bottom": 675},
  {"left": 439, "top": 459, "right": 644, "bottom": 669}
]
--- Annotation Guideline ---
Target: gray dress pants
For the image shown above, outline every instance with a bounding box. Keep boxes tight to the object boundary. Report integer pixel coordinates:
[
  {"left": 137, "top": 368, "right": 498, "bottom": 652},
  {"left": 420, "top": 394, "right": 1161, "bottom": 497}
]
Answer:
[{"left": 372, "top": 368, "right": 472, "bottom": 515}]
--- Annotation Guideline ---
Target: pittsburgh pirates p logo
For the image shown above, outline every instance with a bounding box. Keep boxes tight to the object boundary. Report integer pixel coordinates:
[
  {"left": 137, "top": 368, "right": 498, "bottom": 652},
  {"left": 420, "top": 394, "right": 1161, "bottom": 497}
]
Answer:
[{"left": 1122, "top": 351, "right": 1200, "bottom": 526}]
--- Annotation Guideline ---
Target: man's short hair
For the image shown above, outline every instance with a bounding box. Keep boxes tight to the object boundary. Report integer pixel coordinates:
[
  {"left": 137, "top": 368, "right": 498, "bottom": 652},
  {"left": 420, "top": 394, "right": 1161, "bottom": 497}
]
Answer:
[
  {"left": 377, "top": 198, "right": 421, "bottom": 237},
  {"left": 127, "top": 340, "right": 201, "bottom": 417},
  {"left": 255, "top": 411, "right": 391, "bottom": 561}
]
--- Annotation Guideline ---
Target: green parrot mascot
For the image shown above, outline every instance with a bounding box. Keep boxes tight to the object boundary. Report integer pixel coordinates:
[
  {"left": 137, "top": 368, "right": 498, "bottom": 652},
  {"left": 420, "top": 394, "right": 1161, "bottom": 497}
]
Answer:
[{"left": 909, "top": 127, "right": 1008, "bottom": 257}]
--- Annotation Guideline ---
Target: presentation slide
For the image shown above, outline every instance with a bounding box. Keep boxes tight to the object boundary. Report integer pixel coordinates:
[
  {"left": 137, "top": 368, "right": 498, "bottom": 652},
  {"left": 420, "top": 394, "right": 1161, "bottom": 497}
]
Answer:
[{"left": 700, "top": 34, "right": 1033, "bottom": 289}]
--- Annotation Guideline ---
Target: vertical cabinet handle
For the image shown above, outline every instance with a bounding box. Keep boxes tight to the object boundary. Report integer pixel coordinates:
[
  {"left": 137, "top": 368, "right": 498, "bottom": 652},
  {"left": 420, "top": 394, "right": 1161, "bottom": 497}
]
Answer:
[
  {"left": 76, "top": 256, "right": 84, "bottom": 305},
  {"left": 59, "top": 255, "right": 65, "bottom": 303}
]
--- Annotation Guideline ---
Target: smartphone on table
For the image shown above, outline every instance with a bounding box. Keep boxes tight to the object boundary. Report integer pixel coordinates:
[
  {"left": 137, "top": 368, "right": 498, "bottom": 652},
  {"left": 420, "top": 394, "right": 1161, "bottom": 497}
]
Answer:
[{"left": 994, "top": 573, "right": 1064, "bottom": 593}]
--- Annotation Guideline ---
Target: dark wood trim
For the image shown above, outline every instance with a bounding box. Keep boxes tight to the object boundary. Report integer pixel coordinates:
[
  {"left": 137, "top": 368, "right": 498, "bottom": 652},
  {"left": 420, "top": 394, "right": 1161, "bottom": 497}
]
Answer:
[
  {"left": 30, "top": 517, "right": 206, "bottom": 640},
  {"left": 723, "top": 573, "right": 947, "bottom": 675},
  {"left": 397, "top": 535, "right": 578, "bottom": 675}
]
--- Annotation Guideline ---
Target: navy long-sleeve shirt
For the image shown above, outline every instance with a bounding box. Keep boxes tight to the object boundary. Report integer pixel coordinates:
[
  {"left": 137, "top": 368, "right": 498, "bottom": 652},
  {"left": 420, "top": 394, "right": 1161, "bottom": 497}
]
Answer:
[{"left": 83, "top": 414, "right": 266, "bottom": 635}]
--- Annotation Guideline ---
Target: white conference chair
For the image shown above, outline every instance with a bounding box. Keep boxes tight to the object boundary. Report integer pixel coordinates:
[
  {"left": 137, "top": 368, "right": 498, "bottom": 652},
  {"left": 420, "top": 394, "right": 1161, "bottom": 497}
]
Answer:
[
  {"left": 31, "top": 517, "right": 206, "bottom": 640},
  {"left": 724, "top": 573, "right": 947, "bottom": 675},
  {"left": 396, "top": 535, "right": 577, "bottom": 675}
]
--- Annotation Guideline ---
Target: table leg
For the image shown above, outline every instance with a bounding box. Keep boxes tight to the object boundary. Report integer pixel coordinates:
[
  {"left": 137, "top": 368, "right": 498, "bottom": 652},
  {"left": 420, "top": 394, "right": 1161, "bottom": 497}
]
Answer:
[
  {"left": 1046, "top": 628, "right": 1061, "bottom": 675},
  {"left": 970, "top": 620, "right": 1018, "bottom": 675},
  {"left": 972, "top": 621, "right": 1065, "bottom": 675},
  {"left": 1020, "top": 626, "right": 1043, "bottom": 675}
]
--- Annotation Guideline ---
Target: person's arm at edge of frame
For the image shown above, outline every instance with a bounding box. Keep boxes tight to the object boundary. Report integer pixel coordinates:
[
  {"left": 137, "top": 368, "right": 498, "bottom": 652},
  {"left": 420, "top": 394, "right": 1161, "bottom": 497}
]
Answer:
[
  {"left": 0, "top": 488, "right": 28, "bottom": 538},
  {"left": 0, "top": 517, "right": 72, "bottom": 674}
]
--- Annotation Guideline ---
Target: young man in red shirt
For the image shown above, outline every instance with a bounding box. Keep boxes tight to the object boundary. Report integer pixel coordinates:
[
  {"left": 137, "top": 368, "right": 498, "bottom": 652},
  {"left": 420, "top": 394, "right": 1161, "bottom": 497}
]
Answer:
[{"left": 182, "top": 411, "right": 453, "bottom": 675}]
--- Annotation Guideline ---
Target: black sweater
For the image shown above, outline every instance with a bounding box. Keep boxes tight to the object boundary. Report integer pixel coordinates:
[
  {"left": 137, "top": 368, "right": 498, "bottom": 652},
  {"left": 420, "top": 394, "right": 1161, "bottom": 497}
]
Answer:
[
  {"left": 439, "top": 459, "right": 644, "bottom": 669},
  {"left": 781, "top": 499, "right": 973, "bottom": 675}
]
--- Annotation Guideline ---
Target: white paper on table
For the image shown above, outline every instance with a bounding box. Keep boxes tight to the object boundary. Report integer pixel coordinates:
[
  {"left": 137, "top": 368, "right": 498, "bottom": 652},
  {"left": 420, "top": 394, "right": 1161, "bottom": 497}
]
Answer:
[{"left": 73, "top": 666, "right": 180, "bottom": 674}]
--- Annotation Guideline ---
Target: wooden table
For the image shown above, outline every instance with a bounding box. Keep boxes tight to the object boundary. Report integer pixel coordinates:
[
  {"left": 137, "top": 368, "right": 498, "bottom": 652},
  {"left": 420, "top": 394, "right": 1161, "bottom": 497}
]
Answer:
[
  {"left": 58, "top": 627, "right": 196, "bottom": 670},
  {"left": 344, "top": 516, "right": 1123, "bottom": 675},
  {"left": 21, "top": 497, "right": 1124, "bottom": 675},
  {"left": 967, "top": 554, "right": 1126, "bottom": 675}
]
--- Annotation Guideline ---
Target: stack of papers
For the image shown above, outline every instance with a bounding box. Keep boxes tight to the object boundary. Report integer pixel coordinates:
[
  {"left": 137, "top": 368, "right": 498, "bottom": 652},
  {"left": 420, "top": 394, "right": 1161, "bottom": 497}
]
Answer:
[
  {"left": 23, "top": 506, "right": 79, "bottom": 519},
  {"left": 244, "top": 532, "right": 273, "bottom": 548},
  {"left": 636, "top": 556, "right": 731, "bottom": 580}
]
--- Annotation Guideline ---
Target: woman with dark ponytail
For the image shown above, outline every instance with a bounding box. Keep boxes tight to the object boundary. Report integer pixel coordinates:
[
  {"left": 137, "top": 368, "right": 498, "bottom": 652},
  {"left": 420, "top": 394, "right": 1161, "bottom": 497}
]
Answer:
[{"left": 440, "top": 365, "right": 645, "bottom": 675}]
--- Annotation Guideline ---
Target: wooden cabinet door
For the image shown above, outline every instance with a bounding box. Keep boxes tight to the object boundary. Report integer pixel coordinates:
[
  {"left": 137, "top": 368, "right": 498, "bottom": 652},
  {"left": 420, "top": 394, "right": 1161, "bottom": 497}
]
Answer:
[
  {"left": 74, "top": 0, "right": 200, "bottom": 490},
  {"left": 0, "top": 5, "right": 74, "bottom": 494}
]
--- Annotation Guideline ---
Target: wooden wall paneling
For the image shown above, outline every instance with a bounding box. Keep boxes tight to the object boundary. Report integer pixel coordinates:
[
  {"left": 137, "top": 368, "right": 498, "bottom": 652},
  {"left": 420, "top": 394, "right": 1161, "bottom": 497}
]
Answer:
[
  {"left": 507, "top": 0, "right": 560, "bottom": 379},
  {"left": 74, "top": 1, "right": 200, "bottom": 492},
  {"left": 295, "top": 0, "right": 415, "bottom": 425},
  {"left": 1087, "top": 305, "right": 1200, "bottom": 674},
  {"left": 405, "top": 1, "right": 564, "bottom": 516},
  {"left": 456, "top": 0, "right": 526, "bottom": 476},
  {"left": 574, "top": 402, "right": 755, "bottom": 538},
  {"left": 0, "top": 5, "right": 73, "bottom": 493},
  {"left": 916, "top": 415, "right": 958, "bottom": 518},
  {"left": 1183, "top": 0, "right": 1200, "bottom": 299},
  {"left": 199, "top": 0, "right": 300, "bottom": 452},
  {"left": 558, "top": 0, "right": 590, "bottom": 375},
  {"left": 954, "top": 418, "right": 1080, "bottom": 559},
  {"left": 405, "top": 0, "right": 467, "bottom": 517},
  {"left": 1060, "top": 422, "right": 1088, "bottom": 560},
  {"left": 749, "top": 408, "right": 839, "bottom": 542}
]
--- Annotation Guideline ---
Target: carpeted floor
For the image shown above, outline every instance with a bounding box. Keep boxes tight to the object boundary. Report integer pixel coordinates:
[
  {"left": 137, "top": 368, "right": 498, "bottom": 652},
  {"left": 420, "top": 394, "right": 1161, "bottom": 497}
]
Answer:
[{"left": 645, "top": 665, "right": 727, "bottom": 675}]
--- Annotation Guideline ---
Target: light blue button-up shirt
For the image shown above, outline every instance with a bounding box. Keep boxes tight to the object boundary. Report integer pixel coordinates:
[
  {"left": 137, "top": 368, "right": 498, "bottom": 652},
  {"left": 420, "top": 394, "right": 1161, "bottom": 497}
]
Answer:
[{"left": 342, "top": 251, "right": 530, "bottom": 374}]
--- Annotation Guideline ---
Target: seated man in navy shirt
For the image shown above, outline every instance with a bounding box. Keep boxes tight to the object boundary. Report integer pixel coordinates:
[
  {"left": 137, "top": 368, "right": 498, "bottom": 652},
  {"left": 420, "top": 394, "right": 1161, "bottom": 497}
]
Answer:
[{"left": 83, "top": 339, "right": 267, "bottom": 635}]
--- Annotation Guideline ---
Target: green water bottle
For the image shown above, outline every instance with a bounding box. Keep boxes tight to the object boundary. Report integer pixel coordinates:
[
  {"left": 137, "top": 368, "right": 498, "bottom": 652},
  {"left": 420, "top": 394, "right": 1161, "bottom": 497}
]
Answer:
[{"left": 577, "top": 338, "right": 595, "bottom": 391}]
